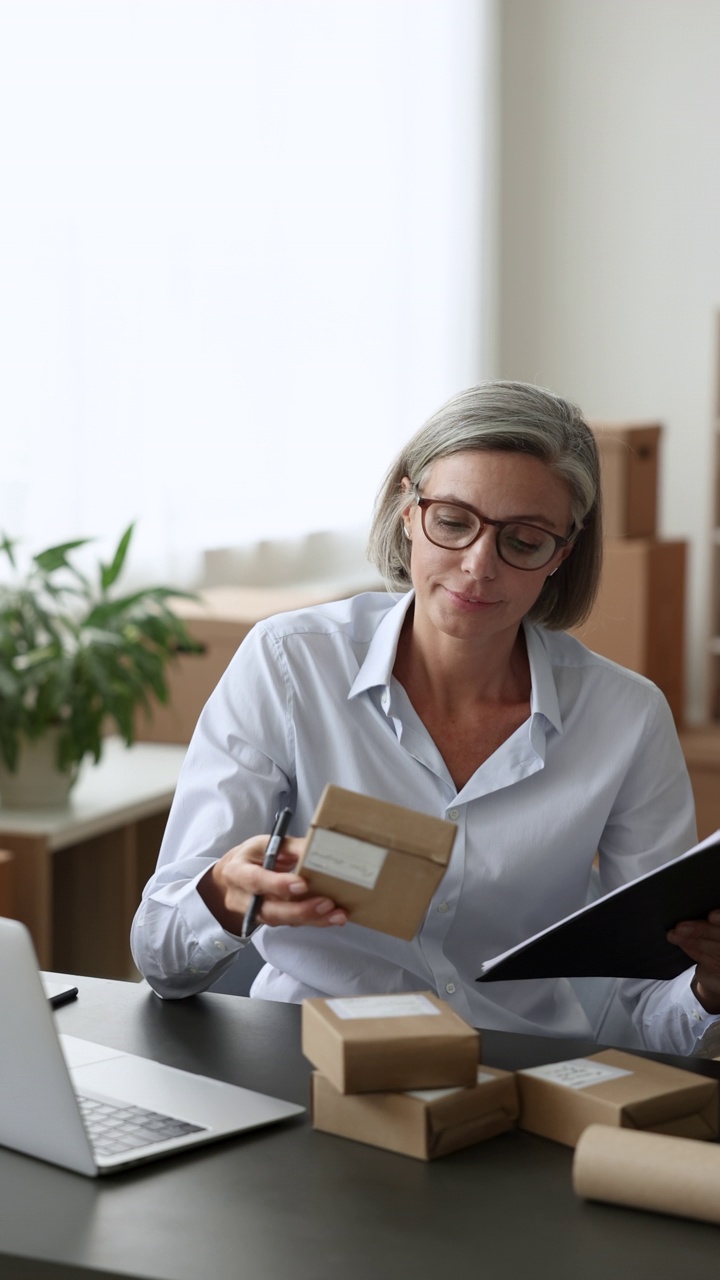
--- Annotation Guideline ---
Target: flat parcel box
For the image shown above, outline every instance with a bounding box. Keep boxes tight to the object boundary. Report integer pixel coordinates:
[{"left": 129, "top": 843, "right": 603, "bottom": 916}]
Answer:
[
  {"left": 312, "top": 1065, "right": 518, "bottom": 1160},
  {"left": 516, "top": 1048, "right": 719, "bottom": 1148},
  {"left": 297, "top": 785, "right": 457, "bottom": 940},
  {"left": 302, "top": 992, "right": 480, "bottom": 1093}
]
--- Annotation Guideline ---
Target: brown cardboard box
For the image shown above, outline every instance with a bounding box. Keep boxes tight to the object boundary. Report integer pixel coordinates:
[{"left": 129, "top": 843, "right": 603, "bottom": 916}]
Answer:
[
  {"left": 516, "top": 1048, "right": 719, "bottom": 1148},
  {"left": 302, "top": 992, "right": 480, "bottom": 1093},
  {"left": 135, "top": 585, "right": 370, "bottom": 744},
  {"left": 570, "top": 539, "right": 686, "bottom": 724},
  {"left": 296, "top": 785, "right": 457, "bottom": 940},
  {"left": 312, "top": 1065, "right": 517, "bottom": 1160},
  {"left": 679, "top": 727, "right": 720, "bottom": 841},
  {"left": 590, "top": 422, "right": 661, "bottom": 539}
]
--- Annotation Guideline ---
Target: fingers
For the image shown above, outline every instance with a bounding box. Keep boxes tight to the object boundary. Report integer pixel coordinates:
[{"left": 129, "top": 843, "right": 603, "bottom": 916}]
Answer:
[
  {"left": 258, "top": 893, "right": 348, "bottom": 930},
  {"left": 206, "top": 833, "right": 348, "bottom": 932},
  {"left": 667, "top": 913, "right": 720, "bottom": 1013},
  {"left": 667, "top": 915, "right": 720, "bottom": 974}
]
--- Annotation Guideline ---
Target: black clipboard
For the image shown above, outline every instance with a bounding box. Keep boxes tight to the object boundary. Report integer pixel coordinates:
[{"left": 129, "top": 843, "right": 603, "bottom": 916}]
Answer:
[{"left": 477, "top": 830, "right": 720, "bottom": 983}]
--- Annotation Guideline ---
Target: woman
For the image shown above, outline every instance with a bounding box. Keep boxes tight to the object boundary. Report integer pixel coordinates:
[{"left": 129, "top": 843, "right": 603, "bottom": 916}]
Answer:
[{"left": 131, "top": 381, "right": 720, "bottom": 1054}]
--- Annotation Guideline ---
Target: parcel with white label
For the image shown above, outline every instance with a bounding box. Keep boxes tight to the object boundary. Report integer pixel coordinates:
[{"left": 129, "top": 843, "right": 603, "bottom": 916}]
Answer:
[{"left": 297, "top": 785, "right": 457, "bottom": 940}]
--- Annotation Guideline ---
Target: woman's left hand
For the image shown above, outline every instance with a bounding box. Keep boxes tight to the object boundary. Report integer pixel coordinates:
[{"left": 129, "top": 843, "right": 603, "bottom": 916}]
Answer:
[{"left": 667, "top": 910, "right": 720, "bottom": 1014}]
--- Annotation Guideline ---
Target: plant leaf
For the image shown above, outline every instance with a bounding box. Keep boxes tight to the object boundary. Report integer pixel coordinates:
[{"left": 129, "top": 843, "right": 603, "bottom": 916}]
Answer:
[
  {"left": 0, "top": 532, "right": 17, "bottom": 568},
  {"left": 33, "top": 539, "right": 93, "bottom": 574},
  {"left": 100, "top": 522, "right": 135, "bottom": 593}
]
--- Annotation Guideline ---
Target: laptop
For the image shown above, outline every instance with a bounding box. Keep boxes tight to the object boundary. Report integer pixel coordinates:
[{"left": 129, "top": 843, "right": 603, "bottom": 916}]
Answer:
[{"left": 0, "top": 916, "right": 304, "bottom": 1177}]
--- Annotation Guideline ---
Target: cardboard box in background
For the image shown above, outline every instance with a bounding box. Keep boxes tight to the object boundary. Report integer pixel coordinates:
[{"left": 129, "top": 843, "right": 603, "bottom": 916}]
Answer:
[
  {"left": 678, "top": 727, "right": 720, "bottom": 841},
  {"left": 134, "top": 585, "right": 367, "bottom": 744},
  {"left": 297, "top": 785, "right": 457, "bottom": 940},
  {"left": 516, "top": 1048, "right": 719, "bottom": 1148},
  {"left": 590, "top": 422, "right": 661, "bottom": 539},
  {"left": 312, "top": 1065, "right": 518, "bottom": 1160},
  {"left": 570, "top": 539, "right": 687, "bottom": 724},
  {"left": 302, "top": 992, "right": 480, "bottom": 1093}
]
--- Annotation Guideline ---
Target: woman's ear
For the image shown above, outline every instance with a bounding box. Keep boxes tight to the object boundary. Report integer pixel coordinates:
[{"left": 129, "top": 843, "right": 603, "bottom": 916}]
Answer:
[{"left": 399, "top": 476, "right": 415, "bottom": 529}]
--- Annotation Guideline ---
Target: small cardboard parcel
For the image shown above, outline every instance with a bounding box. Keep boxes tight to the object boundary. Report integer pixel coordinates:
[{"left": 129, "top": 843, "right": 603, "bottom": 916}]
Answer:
[
  {"left": 312, "top": 1065, "right": 518, "bottom": 1160},
  {"left": 302, "top": 992, "right": 480, "bottom": 1093},
  {"left": 296, "top": 785, "right": 457, "bottom": 940},
  {"left": 516, "top": 1048, "right": 719, "bottom": 1147}
]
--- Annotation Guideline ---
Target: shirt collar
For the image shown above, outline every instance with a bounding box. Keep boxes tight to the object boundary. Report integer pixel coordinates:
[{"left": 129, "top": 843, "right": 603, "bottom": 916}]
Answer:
[
  {"left": 524, "top": 621, "right": 563, "bottom": 733},
  {"left": 349, "top": 593, "right": 564, "bottom": 735},
  {"left": 348, "top": 592, "right": 415, "bottom": 699}
]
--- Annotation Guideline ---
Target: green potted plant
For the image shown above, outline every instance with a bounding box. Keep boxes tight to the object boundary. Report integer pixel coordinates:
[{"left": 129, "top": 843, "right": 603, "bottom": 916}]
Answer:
[{"left": 0, "top": 524, "right": 200, "bottom": 807}]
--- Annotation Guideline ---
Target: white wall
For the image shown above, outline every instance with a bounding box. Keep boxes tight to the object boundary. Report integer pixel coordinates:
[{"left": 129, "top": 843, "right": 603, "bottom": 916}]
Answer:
[{"left": 495, "top": 0, "right": 720, "bottom": 722}]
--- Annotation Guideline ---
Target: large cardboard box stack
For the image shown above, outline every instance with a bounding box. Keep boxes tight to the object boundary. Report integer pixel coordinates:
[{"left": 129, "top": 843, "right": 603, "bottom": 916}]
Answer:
[
  {"left": 570, "top": 421, "right": 687, "bottom": 724},
  {"left": 303, "top": 992, "right": 519, "bottom": 1160}
]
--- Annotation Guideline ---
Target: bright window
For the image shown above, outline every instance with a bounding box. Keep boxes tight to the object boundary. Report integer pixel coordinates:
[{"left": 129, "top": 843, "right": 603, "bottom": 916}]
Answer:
[{"left": 0, "top": 1, "right": 489, "bottom": 585}]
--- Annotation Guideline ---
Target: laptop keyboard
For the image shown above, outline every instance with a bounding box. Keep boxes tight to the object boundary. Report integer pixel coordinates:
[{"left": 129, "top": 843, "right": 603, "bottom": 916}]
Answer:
[{"left": 78, "top": 1092, "right": 205, "bottom": 1157}]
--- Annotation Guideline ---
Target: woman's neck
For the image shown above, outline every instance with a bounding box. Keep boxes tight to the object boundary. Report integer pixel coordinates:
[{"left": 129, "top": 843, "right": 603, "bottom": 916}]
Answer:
[{"left": 393, "top": 614, "right": 531, "bottom": 715}]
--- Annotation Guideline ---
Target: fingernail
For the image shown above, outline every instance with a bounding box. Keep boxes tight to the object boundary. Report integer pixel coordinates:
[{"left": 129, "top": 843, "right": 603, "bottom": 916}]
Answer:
[
  {"left": 315, "top": 899, "right": 335, "bottom": 915},
  {"left": 288, "top": 880, "right": 307, "bottom": 896},
  {"left": 328, "top": 911, "right": 346, "bottom": 925}
]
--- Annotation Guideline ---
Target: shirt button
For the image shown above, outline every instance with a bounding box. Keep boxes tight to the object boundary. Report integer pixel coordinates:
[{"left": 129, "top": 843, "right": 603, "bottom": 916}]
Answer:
[
  {"left": 448, "top": 808, "right": 459, "bottom": 821},
  {"left": 381, "top": 691, "right": 390, "bottom": 709},
  {"left": 213, "top": 941, "right": 226, "bottom": 952},
  {"left": 445, "top": 982, "right": 456, "bottom": 995},
  {"left": 437, "top": 902, "right": 450, "bottom": 914}
]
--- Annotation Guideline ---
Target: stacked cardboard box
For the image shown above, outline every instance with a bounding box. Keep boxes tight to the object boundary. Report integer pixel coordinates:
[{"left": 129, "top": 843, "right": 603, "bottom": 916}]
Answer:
[
  {"left": 570, "top": 422, "right": 687, "bottom": 725},
  {"left": 303, "top": 992, "right": 519, "bottom": 1160}
]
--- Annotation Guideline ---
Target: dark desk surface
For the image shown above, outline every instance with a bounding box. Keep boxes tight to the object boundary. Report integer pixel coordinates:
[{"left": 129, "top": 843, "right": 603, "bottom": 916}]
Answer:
[{"left": 1, "top": 976, "right": 719, "bottom": 1280}]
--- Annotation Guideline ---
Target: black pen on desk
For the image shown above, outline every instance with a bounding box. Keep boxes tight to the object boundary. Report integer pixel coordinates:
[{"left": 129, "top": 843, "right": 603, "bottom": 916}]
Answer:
[
  {"left": 48, "top": 986, "right": 79, "bottom": 1010},
  {"left": 241, "top": 807, "right": 293, "bottom": 939}
]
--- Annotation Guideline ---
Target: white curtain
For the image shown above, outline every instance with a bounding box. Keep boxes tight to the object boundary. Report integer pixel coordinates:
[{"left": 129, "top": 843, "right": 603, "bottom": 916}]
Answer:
[{"left": 0, "top": 0, "right": 490, "bottom": 588}]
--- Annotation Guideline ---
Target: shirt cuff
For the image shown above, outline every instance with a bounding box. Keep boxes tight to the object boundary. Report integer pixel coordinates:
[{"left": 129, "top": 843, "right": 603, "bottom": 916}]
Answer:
[
  {"left": 152, "top": 871, "right": 251, "bottom": 967},
  {"left": 666, "top": 969, "right": 720, "bottom": 1055}
]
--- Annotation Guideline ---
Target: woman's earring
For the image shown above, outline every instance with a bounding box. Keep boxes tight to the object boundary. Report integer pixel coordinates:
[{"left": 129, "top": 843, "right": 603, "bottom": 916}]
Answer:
[{"left": 403, "top": 526, "right": 411, "bottom": 541}]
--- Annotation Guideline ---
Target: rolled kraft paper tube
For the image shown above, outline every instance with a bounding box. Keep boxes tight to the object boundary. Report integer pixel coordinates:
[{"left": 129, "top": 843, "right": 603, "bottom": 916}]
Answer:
[{"left": 573, "top": 1125, "right": 720, "bottom": 1225}]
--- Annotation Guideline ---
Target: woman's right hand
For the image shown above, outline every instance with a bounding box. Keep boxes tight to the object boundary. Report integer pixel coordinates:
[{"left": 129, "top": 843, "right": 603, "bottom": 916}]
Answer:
[{"left": 197, "top": 833, "right": 348, "bottom": 935}]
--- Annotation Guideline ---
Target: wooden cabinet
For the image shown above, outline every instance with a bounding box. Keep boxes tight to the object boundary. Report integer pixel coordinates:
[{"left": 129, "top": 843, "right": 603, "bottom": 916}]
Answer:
[{"left": 0, "top": 740, "right": 185, "bottom": 977}]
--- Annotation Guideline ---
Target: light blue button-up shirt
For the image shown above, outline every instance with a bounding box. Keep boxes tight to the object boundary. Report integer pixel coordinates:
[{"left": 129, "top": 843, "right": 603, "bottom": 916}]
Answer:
[{"left": 131, "top": 591, "right": 720, "bottom": 1055}]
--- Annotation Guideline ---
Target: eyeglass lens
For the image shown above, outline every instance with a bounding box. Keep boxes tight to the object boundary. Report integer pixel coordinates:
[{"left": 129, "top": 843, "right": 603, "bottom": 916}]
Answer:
[{"left": 421, "top": 501, "right": 559, "bottom": 569}]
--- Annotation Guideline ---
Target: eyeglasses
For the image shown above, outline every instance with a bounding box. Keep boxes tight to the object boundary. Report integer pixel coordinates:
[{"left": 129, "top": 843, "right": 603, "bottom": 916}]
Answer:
[{"left": 413, "top": 492, "right": 576, "bottom": 571}]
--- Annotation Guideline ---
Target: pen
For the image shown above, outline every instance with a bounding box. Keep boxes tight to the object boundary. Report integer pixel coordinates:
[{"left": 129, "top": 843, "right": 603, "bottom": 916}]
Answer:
[
  {"left": 48, "top": 986, "right": 79, "bottom": 1010},
  {"left": 241, "top": 807, "right": 293, "bottom": 939}
]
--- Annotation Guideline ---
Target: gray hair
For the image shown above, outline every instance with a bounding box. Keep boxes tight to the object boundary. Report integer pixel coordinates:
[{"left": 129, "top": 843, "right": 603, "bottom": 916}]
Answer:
[{"left": 368, "top": 380, "right": 603, "bottom": 629}]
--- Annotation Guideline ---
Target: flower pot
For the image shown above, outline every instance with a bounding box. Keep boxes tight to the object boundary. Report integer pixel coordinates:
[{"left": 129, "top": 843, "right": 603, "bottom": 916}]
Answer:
[{"left": 0, "top": 734, "right": 79, "bottom": 809}]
